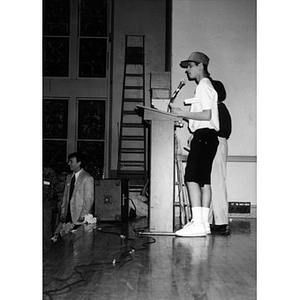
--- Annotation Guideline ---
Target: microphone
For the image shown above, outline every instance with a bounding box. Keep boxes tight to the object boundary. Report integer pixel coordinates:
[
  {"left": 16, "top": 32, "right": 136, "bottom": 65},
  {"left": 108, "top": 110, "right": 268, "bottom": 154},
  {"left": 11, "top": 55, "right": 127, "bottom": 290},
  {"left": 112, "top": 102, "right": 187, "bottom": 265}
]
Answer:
[
  {"left": 170, "top": 79, "right": 186, "bottom": 103},
  {"left": 168, "top": 79, "right": 186, "bottom": 112}
]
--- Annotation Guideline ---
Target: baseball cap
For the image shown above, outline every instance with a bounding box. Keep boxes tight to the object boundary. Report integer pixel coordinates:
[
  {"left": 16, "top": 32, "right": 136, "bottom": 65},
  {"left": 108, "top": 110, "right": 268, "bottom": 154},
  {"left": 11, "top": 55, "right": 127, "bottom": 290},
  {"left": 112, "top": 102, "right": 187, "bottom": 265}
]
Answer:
[{"left": 180, "top": 52, "right": 210, "bottom": 68}]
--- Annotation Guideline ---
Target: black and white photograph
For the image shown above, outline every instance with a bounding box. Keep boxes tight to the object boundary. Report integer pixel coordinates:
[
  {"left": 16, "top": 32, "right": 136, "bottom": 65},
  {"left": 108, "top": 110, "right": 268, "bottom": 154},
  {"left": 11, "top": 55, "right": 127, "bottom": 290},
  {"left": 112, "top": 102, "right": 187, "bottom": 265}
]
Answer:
[{"left": 2, "top": 0, "right": 300, "bottom": 299}]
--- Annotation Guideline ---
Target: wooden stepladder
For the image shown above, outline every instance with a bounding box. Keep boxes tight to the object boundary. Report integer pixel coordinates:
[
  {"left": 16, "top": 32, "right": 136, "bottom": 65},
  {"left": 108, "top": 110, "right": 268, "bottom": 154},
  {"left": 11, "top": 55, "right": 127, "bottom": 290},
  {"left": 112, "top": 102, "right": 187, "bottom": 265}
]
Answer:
[{"left": 117, "top": 35, "right": 147, "bottom": 192}]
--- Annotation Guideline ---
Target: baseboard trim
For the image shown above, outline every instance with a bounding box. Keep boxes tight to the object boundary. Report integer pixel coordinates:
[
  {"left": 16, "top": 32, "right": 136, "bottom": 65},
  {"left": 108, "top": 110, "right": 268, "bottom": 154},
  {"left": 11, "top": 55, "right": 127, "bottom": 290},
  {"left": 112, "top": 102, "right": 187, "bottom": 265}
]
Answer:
[{"left": 227, "top": 156, "right": 257, "bottom": 163}]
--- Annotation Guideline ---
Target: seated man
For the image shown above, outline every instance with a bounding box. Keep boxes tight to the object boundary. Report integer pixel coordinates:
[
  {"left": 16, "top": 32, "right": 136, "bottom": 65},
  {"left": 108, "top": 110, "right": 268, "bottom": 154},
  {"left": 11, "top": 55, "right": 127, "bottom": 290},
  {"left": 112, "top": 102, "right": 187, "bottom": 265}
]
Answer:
[{"left": 52, "top": 152, "right": 94, "bottom": 241}]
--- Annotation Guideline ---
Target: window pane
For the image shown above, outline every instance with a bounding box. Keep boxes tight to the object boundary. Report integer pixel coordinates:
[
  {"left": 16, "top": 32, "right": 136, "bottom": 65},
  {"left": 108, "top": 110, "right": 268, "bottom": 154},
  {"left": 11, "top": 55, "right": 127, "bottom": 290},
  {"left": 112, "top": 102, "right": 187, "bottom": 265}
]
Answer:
[
  {"left": 77, "top": 141, "right": 105, "bottom": 178},
  {"left": 43, "top": 0, "right": 70, "bottom": 36},
  {"left": 43, "top": 140, "right": 68, "bottom": 173},
  {"left": 78, "top": 100, "right": 105, "bottom": 140},
  {"left": 80, "top": 0, "right": 107, "bottom": 37},
  {"left": 43, "top": 37, "right": 69, "bottom": 77},
  {"left": 43, "top": 99, "right": 68, "bottom": 138},
  {"left": 79, "top": 38, "right": 107, "bottom": 78}
]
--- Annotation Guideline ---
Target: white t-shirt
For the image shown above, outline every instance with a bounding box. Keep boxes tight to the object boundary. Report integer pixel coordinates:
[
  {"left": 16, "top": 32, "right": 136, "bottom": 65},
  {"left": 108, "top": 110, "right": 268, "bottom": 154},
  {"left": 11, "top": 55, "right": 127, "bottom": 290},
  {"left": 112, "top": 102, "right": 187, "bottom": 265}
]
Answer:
[{"left": 184, "top": 78, "right": 219, "bottom": 133}]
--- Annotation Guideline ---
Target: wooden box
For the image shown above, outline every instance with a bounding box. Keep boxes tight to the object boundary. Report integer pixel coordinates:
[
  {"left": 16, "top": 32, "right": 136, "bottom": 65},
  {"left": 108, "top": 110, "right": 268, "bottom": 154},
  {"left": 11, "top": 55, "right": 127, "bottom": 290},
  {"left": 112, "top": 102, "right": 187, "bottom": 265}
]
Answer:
[{"left": 95, "top": 179, "right": 129, "bottom": 221}]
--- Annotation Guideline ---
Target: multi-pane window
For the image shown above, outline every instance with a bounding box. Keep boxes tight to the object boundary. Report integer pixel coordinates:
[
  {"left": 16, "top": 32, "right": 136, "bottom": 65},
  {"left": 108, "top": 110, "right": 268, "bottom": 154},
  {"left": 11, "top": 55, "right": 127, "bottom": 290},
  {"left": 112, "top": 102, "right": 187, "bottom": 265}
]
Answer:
[
  {"left": 43, "top": 99, "right": 69, "bottom": 173},
  {"left": 77, "top": 99, "right": 106, "bottom": 177},
  {"left": 43, "top": 0, "right": 108, "bottom": 78},
  {"left": 78, "top": 0, "right": 108, "bottom": 78},
  {"left": 43, "top": 0, "right": 109, "bottom": 177},
  {"left": 43, "top": 0, "right": 70, "bottom": 77}
]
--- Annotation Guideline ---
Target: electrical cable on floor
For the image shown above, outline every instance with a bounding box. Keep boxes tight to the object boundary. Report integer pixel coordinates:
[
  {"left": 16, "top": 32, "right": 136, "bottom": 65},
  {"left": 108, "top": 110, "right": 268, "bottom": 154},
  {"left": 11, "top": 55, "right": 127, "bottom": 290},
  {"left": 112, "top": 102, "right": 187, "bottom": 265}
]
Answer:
[{"left": 43, "top": 222, "right": 156, "bottom": 299}]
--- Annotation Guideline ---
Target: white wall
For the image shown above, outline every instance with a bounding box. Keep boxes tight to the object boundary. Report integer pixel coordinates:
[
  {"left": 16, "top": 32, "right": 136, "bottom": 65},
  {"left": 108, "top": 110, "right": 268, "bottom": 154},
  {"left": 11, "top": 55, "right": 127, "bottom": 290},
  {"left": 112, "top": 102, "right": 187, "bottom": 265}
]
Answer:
[
  {"left": 172, "top": 0, "right": 257, "bottom": 204},
  {"left": 227, "top": 161, "right": 256, "bottom": 205}
]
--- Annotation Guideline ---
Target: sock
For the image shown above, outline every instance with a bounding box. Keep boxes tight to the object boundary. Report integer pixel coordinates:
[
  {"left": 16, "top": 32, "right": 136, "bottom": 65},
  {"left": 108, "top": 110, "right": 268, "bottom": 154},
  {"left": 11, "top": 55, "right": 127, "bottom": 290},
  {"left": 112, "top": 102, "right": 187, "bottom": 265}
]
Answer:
[
  {"left": 202, "top": 207, "right": 210, "bottom": 224},
  {"left": 191, "top": 207, "right": 203, "bottom": 225}
]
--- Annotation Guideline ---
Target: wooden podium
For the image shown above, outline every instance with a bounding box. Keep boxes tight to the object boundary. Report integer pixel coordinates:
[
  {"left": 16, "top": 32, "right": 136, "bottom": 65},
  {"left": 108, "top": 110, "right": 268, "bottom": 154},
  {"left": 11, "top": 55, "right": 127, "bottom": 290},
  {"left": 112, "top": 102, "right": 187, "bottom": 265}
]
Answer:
[{"left": 137, "top": 105, "right": 181, "bottom": 234}]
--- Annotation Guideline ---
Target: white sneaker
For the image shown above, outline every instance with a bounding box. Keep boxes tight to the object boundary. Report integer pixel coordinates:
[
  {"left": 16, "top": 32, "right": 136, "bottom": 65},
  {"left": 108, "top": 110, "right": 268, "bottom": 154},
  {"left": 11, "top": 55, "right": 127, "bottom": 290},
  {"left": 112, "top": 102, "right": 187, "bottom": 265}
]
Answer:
[
  {"left": 182, "top": 220, "right": 193, "bottom": 228},
  {"left": 205, "top": 222, "right": 211, "bottom": 235},
  {"left": 175, "top": 221, "right": 207, "bottom": 237}
]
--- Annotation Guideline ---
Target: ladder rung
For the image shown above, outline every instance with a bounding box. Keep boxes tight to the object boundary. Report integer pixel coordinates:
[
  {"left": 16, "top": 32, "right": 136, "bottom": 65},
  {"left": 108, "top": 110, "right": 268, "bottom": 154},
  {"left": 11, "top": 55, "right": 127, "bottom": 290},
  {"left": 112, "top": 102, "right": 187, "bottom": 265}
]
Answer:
[
  {"left": 118, "top": 170, "right": 147, "bottom": 176},
  {"left": 125, "top": 74, "right": 143, "bottom": 77},
  {"left": 120, "top": 161, "right": 145, "bottom": 167},
  {"left": 124, "top": 86, "right": 144, "bottom": 90},
  {"left": 122, "top": 123, "right": 144, "bottom": 128},
  {"left": 120, "top": 160, "right": 145, "bottom": 163},
  {"left": 125, "top": 62, "right": 144, "bottom": 66},
  {"left": 122, "top": 136, "right": 144, "bottom": 141},
  {"left": 174, "top": 203, "right": 189, "bottom": 207},
  {"left": 122, "top": 110, "right": 139, "bottom": 115},
  {"left": 121, "top": 148, "right": 145, "bottom": 153},
  {"left": 123, "top": 98, "right": 144, "bottom": 102},
  {"left": 129, "top": 187, "right": 144, "bottom": 192}
]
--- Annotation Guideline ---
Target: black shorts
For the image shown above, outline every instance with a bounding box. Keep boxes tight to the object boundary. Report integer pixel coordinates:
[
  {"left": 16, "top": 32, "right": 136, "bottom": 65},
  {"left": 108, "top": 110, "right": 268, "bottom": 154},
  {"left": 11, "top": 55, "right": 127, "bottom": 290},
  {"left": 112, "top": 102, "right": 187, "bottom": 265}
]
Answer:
[{"left": 185, "top": 128, "right": 219, "bottom": 187}]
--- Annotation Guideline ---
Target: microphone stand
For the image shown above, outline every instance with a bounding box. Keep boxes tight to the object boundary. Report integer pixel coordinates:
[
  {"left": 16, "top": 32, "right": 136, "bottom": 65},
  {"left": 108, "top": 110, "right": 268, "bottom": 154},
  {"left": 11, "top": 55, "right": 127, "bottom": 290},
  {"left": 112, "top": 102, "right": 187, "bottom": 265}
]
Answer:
[
  {"left": 167, "top": 80, "right": 185, "bottom": 113},
  {"left": 167, "top": 80, "right": 185, "bottom": 128}
]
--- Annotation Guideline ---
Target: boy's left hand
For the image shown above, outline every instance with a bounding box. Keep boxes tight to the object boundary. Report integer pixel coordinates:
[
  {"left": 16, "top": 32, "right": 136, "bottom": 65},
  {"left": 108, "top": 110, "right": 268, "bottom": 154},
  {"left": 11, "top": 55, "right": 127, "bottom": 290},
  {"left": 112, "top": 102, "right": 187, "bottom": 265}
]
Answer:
[{"left": 169, "top": 104, "right": 183, "bottom": 116}]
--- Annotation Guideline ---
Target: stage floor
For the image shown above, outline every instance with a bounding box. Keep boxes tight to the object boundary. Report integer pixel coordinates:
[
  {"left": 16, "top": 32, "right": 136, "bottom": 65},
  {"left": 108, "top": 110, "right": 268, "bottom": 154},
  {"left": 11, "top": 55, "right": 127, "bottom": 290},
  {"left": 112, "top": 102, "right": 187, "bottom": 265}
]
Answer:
[{"left": 43, "top": 217, "right": 256, "bottom": 300}]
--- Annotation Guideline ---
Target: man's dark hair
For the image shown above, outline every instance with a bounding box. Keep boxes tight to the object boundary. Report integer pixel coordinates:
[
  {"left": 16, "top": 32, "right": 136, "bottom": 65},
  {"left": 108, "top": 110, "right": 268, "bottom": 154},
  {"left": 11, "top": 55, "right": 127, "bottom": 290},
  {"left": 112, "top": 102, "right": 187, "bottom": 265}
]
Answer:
[
  {"left": 202, "top": 64, "right": 211, "bottom": 78},
  {"left": 195, "top": 62, "right": 211, "bottom": 77},
  {"left": 68, "top": 152, "right": 85, "bottom": 168}
]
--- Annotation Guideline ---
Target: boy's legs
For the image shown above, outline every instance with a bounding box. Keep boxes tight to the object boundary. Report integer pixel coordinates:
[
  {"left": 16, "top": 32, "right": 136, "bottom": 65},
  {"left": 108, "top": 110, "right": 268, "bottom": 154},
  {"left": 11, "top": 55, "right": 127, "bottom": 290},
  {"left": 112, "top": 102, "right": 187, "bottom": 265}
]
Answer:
[
  {"left": 187, "top": 182, "right": 201, "bottom": 207},
  {"left": 176, "top": 129, "right": 217, "bottom": 237},
  {"left": 175, "top": 182, "right": 208, "bottom": 237},
  {"left": 186, "top": 182, "right": 211, "bottom": 223},
  {"left": 201, "top": 184, "right": 212, "bottom": 207},
  {"left": 201, "top": 184, "right": 212, "bottom": 234}
]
